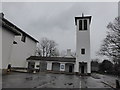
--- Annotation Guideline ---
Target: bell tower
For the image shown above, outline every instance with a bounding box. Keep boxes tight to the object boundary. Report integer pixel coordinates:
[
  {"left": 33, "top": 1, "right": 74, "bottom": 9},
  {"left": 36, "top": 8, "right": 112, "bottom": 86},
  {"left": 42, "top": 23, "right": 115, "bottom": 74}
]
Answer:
[{"left": 74, "top": 14, "right": 92, "bottom": 74}]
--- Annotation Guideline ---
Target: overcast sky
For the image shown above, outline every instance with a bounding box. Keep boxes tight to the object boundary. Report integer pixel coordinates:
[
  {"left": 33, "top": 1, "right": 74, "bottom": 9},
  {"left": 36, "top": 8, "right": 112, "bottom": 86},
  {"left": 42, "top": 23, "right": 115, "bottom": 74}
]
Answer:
[{"left": 1, "top": 2, "right": 118, "bottom": 59}]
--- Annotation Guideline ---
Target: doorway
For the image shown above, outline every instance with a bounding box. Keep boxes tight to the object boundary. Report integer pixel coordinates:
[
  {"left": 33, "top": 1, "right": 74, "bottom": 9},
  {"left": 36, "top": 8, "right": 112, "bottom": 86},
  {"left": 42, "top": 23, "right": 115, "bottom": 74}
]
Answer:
[
  {"left": 28, "top": 62, "right": 35, "bottom": 72},
  {"left": 79, "top": 62, "right": 87, "bottom": 74},
  {"left": 28, "top": 62, "right": 35, "bottom": 69},
  {"left": 69, "top": 65, "right": 73, "bottom": 72},
  {"left": 40, "top": 61, "right": 47, "bottom": 72},
  {"left": 52, "top": 63, "right": 60, "bottom": 72},
  {"left": 81, "top": 65, "right": 84, "bottom": 74}
]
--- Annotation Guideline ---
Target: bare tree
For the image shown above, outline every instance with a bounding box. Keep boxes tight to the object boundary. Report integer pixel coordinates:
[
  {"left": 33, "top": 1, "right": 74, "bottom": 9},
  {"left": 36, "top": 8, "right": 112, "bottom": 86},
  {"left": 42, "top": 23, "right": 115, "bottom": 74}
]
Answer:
[
  {"left": 38, "top": 37, "right": 59, "bottom": 57},
  {"left": 98, "top": 16, "right": 120, "bottom": 64},
  {"left": 35, "top": 47, "right": 42, "bottom": 56}
]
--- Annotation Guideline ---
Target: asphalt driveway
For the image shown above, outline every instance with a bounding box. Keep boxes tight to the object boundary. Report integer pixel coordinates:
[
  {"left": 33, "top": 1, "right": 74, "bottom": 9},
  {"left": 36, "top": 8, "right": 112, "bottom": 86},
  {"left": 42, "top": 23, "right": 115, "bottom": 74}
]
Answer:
[{"left": 2, "top": 72, "right": 117, "bottom": 89}]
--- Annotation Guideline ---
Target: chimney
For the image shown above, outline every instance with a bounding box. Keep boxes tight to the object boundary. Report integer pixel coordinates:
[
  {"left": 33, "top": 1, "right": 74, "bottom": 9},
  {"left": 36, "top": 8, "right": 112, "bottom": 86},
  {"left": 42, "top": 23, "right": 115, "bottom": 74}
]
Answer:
[
  {"left": 82, "top": 13, "right": 84, "bottom": 17},
  {"left": 66, "top": 49, "right": 71, "bottom": 57}
]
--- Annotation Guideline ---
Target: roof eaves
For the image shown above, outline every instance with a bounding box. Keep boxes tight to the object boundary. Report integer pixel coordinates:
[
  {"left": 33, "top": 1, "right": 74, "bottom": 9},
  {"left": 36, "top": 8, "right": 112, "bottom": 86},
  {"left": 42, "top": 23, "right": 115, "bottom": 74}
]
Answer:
[
  {"left": 75, "top": 16, "right": 92, "bottom": 25},
  {"left": 0, "top": 18, "right": 21, "bottom": 35},
  {"left": 0, "top": 13, "right": 39, "bottom": 43}
]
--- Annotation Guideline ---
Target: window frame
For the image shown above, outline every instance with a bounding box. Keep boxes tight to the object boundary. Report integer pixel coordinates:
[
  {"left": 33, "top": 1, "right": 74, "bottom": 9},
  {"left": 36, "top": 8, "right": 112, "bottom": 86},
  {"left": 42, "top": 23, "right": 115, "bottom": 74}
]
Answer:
[
  {"left": 13, "top": 41, "right": 17, "bottom": 44},
  {"left": 81, "top": 48, "right": 85, "bottom": 55},
  {"left": 84, "top": 19, "right": 87, "bottom": 30},
  {"left": 79, "top": 20, "right": 82, "bottom": 30},
  {"left": 21, "top": 34, "right": 26, "bottom": 43}
]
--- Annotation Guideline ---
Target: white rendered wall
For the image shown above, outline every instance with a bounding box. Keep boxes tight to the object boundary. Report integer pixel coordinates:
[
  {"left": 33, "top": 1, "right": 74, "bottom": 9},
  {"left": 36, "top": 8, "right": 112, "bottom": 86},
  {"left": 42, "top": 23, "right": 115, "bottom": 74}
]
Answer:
[
  {"left": 87, "top": 61, "right": 91, "bottom": 73},
  {"left": 0, "top": 27, "right": 2, "bottom": 69},
  {"left": 2, "top": 28, "right": 15, "bottom": 69},
  {"left": 10, "top": 36, "right": 37, "bottom": 68},
  {"left": 75, "top": 19, "right": 91, "bottom": 73},
  {"left": 35, "top": 61, "right": 40, "bottom": 69},
  {"left": 47, "top": 61, "right": 52, "bottom": 70},
  {"left": 60, "top": 62, "right": 66, "bottom": 71}
]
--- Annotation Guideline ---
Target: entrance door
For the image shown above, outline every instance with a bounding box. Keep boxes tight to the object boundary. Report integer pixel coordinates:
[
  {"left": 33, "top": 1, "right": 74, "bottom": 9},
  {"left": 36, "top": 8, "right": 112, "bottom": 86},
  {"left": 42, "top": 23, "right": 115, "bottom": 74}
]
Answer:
[
  {"left": 81, "top": 66, "right": 84, "bottom": 74},
  {"left": 52, "top": 63, "right": 60, "bottom": 71},
  {"left": 40, "top": 61, "right": 47, "bottom": 72},
  {"left": 28, "top": 62, "right": 35, "bottom": 69},
  {"left": 28, "top": 62, "right": 35, "bottom": 72},
  {"left": 69, "top": 66, "right": 73, "bottom": 72}
]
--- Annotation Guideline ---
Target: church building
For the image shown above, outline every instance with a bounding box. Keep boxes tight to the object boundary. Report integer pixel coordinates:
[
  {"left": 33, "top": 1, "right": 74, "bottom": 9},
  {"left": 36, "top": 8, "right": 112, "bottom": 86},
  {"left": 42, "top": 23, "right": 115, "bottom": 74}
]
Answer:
[
  {"left": 74, "top": 14, "right": 91, "bottom": 74},
  {"left": 27, "top": 14, "right": 92, "bottom": 75}
]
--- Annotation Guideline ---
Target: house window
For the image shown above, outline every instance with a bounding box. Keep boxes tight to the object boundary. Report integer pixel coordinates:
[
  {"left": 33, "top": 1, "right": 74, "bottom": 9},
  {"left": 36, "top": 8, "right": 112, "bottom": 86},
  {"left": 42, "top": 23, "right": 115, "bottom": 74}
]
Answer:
[
  {"left": 79, "top": 20, "right": 82, "bottom": 30},
  {"left": 13, "top": 41, "right": 17, "bottom": 44},
  {"left": 21, "top": 34, "right": 26, "bottom": 42},
  {"left": 84, "top": 20, "right": 87, "bottom": 30},
  {"left": 81, "top": 48, "right": 85, "bottom": 54}
]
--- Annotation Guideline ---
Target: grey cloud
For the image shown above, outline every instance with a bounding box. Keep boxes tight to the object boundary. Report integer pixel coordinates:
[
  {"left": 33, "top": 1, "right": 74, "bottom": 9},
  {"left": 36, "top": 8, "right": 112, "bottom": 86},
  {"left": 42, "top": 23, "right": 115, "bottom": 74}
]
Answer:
[{"left": 2, "top": 2, "right": 118, "bottom": 59}]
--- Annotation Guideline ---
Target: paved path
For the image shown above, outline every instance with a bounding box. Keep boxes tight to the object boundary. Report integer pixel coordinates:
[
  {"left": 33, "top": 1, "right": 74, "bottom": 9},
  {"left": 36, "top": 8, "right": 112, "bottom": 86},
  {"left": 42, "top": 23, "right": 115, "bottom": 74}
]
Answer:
[
  {"left": 91, "top": 73, "right": 120, "bottom": 88},
  {"left": 2, "top": 72, "right": 80, "bottom": 88},
  {"left": 2, "top": 72, "right": 118, "bottom": 89}
]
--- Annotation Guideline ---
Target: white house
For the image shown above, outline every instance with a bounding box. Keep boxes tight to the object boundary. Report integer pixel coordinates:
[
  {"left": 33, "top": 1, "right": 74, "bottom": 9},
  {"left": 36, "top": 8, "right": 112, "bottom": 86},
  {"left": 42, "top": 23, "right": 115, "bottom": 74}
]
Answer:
[
  {"left": 0, "top": 13, "right": 21, "bottom": 71},
  {"left": 9, "top": 20, "right": 38, "bottom": 69},
  {"left": 27, "top": 14, "right": 92, "bottom": 75},
  {"left": 0, "top": 13, "right": 38, "bottom": 72}
]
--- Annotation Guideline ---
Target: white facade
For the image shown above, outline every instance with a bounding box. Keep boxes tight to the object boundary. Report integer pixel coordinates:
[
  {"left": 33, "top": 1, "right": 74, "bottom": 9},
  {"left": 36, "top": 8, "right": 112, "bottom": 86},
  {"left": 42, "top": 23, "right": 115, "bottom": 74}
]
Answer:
[
  {"left": 75, "top": 15, "right": 91, "bottom": 74},
  {"left": 0, "top": 27, "right": 2, "bottom": 69},
  {"left": 47, "top": 61, "right": 52, "bottom": 71},
  {"left": 0, "top": 13, "right": 38, "bottom": 69},
  {"left": 34, "top": 61, "right": 40, "bottom": 70},
  {"left": 60, "top": 62, "right": 66, "bottom": 71},
  {"left": 10, "top": 35, "right": 38, "bottom": 68},
  {"left": 1, "top": 27, "right": 16, "bottom": 69}
]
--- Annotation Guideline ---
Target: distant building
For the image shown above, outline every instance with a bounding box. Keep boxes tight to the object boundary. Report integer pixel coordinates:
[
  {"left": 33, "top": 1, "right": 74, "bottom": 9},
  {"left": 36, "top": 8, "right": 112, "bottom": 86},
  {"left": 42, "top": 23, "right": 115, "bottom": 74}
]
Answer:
[
  {"left": 27, "top": 14, "right": 92, "bottom": 75},
  {"left": 27, "top": 49, "right": 75, "bottom": 73},
  {"left": 0, "top": 13, "right": 38, "bottom": 72}
]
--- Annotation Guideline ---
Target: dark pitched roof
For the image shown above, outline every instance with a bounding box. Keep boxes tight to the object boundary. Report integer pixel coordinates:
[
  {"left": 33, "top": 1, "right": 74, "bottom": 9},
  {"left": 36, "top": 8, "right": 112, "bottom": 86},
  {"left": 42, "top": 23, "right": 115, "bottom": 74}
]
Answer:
[
  {"left": 75, "top": 16, "right": 92, "bottom": 25},
  {"left": 0, "top": 13, "right": 38, "bottom": 42},
  {"left": 27, "top": 56, "right": 76, "bottom": 62},
  {"left": 0, "top": 13, "right": 21, "bottom": 35}
]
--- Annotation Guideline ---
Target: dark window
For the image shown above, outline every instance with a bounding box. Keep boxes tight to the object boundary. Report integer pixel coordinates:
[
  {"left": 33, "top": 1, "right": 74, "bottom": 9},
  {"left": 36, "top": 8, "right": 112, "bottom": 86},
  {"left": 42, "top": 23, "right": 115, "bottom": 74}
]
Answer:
[
  {"left": 84, "top": 20, "right": 87, "bottom": 30},
  {"left": 81, "top": 48, "right": 85, "bottom": 54},
  {"left": 79, "top": 20, "right": 82, "bottom": 30},
  {"left": 21, "top": 34, "right": 26, "bottom": 42},
  {"left": 13, "top": 41, "right": 17, "bottom": 44}
]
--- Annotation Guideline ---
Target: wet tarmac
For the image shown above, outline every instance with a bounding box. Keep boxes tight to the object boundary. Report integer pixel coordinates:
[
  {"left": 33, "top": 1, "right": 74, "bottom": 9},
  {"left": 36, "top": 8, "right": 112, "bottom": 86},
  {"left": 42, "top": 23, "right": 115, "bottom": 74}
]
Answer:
[{"left": 2, "top": 72, "right": 118, "bottom": 89}]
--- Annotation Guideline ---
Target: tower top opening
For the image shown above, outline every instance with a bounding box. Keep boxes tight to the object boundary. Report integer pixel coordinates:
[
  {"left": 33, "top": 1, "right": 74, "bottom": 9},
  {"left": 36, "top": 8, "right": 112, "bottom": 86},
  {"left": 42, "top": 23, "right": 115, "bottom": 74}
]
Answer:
[{"left": 74, "top": 15, "right": 92, "bottom": 25}]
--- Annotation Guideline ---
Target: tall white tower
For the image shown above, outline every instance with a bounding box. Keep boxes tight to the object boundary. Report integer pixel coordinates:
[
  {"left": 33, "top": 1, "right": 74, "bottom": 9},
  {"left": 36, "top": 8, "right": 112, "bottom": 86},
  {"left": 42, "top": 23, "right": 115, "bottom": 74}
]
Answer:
[{"left": 74, "top": 14, "right": 91, "bottom": 74}]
